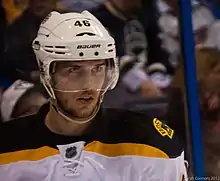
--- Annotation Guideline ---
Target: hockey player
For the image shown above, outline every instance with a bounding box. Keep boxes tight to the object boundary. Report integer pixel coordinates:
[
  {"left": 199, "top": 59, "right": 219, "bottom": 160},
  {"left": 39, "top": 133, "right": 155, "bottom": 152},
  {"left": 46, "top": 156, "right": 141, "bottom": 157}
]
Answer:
[{"left": 0, "top": 11, "right": 187, "bottom": 180}]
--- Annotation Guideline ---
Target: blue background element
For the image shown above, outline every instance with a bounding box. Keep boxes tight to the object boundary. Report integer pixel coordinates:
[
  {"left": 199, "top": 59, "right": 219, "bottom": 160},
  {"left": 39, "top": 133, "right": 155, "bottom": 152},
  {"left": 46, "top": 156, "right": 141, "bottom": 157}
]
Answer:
[{"left": 179, "top": 0, "right": 205, "bottom": 176}]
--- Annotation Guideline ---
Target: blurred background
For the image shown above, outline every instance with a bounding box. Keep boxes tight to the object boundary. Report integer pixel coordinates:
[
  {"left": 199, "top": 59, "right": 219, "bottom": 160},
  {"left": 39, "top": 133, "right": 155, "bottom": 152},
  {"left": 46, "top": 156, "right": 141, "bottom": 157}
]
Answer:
[{"left": 1, "top": 0, "right": 220, "bottom": 177}]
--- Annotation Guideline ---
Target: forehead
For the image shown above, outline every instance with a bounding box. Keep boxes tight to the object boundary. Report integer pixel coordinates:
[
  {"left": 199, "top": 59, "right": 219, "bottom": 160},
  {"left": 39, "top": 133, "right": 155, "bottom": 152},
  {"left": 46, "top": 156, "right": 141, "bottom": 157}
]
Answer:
[{"left": 54, "top": 60, "right": 105, "bottom": 68}]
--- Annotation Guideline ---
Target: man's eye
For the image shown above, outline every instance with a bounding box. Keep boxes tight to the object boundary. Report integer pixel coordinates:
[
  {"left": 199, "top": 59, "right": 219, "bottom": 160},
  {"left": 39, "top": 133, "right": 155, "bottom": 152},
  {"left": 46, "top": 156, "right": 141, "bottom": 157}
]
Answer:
[
  {"left": 68, "top": 66, "right": 81, "bottom": 72},
  {"left": 93, "top": 66, "right": 104, "bottom": 72}
]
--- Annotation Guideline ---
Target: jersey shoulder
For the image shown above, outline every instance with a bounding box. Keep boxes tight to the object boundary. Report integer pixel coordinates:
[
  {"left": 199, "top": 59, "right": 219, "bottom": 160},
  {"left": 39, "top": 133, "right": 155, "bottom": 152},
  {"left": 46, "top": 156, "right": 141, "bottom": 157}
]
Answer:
[
  {"left": 102, "top": 108, "right": 184, "bottom": 158},
  {"left": 146, "top": 117, "right": 183, "bottom": 158},
  {"left": 0, "top": 113, "right": 40, "bottom": 153}
]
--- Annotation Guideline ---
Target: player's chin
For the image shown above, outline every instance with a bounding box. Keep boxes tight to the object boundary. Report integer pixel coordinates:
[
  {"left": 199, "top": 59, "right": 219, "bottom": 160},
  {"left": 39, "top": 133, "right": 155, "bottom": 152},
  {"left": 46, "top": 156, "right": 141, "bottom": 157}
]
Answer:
[
  {"left": 73, "top": 103, "right": 97, "bottom": 118},
  {"left": 76, "top": 108, "right": 95, "bottom": 118}
]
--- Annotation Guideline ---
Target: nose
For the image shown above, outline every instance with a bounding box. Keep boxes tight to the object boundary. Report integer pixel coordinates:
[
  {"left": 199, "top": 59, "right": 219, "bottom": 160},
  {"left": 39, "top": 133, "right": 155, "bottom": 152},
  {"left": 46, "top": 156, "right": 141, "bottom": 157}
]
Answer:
[{"left": 81, "top": 73, "right": 95, "bottom": 90}]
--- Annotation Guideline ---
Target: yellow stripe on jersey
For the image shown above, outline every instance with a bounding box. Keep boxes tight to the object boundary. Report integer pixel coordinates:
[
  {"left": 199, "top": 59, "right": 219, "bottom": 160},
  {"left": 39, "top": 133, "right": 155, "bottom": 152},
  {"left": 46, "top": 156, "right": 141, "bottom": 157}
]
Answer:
[
  {"left": 84, "top": 141, "right": 169, "bottom": 158},
  {"left": 0, "top": 141, "right": 169, "bottom": 165},
  {"left": 0, "top": 146, "right": 59, "bottom": 165}
]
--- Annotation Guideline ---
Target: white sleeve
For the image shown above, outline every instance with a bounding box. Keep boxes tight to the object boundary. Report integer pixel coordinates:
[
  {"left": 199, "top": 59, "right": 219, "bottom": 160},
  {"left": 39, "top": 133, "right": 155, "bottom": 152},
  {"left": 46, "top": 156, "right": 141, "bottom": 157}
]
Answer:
[{"left": 180, "top": 151, "right": 189, "bottom": 181}]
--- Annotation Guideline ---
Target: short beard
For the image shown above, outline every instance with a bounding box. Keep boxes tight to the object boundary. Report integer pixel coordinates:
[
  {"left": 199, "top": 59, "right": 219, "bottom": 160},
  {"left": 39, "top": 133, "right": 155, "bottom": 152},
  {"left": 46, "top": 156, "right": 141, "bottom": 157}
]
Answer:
[
  {"left": 56, "top": 98, "right": 97, "bottom": 119},
  {"left": 72, "top": 105, "right": 97, "bottom": 118}
]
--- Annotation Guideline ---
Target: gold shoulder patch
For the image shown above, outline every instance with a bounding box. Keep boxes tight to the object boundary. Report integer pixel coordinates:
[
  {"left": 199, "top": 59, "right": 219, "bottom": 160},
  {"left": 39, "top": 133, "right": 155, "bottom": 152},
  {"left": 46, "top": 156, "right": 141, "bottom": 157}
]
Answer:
[{"left": 153, "top": 118, "right": 174, "bottom": 139}]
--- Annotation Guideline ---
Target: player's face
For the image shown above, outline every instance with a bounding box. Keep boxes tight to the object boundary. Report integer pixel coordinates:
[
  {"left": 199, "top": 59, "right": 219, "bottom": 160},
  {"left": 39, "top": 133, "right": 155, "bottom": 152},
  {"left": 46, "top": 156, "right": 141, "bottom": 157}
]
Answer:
[{"left": 51, "top": 60, "right": 106, "bottom": 118}]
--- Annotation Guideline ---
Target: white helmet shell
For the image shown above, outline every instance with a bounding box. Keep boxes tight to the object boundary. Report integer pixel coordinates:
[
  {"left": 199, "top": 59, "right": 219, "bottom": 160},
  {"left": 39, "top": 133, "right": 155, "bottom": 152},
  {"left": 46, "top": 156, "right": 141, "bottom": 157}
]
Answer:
[{"left": 32, "top": 11, "right": 119, "bottom": 97}]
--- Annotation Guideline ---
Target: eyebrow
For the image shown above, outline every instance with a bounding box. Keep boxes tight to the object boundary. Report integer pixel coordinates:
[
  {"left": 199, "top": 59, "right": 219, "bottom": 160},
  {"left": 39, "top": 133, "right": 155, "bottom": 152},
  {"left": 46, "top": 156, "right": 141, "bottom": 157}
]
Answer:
[
  {"left": 70, "top": 62, "right": 105, "bottom": 67},
  {"left": 95, "top": 63, "right": 105, "bottom": 66},
  {"left": 57, "top": 61, "right": 106, "bottom": 69}
]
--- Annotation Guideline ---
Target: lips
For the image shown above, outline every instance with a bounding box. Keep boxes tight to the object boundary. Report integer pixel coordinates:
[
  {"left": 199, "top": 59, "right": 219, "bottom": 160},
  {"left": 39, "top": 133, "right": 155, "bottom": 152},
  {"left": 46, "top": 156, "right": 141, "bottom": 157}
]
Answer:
[{"left": 77, "top": 97, "right": 94, "bottom": 104}]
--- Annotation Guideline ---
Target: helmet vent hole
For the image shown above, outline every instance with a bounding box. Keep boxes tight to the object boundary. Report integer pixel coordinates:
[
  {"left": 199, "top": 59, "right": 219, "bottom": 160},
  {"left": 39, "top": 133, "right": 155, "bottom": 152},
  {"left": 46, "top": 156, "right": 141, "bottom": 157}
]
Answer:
[
  {"left": 55, "top": 46, "right": 66, "bottom": 49},
  {"left": 45, "top": 45, "right": 53, "bottom": 48},
  {"left": 79, "top": 52, "right": 84, "bottom": 56},
  {"left": 55, "top": 52, "right": 65, "bottom": 55},
  {"left": 45, "top": 50, "right": 53, "bottom": 53}
]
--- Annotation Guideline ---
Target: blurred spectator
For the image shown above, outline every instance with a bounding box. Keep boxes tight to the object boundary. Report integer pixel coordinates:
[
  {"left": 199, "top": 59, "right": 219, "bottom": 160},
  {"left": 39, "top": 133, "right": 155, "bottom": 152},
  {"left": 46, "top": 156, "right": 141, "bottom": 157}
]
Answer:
[
  {"left": 165, "top": 47, "right": 220, "bottom": 175},
  {"left": 201, "top": 0, "right": 220, "bottom": 19},
  {"left": 162, "top": 0, "right": 179, "bottom": 16},
  {"left": 2, "top": 0, "right": 28, "bottom": 24},
  {"left": 157, "top": 0, "right": 180, "bottom": 68},
  {"left": 200, "top": 74, "right": 220, "bottom": 120},
  {"left": 193, "top": 1, "right": 215, "bottom": 45},
  {"left": 169, "top": 47, "right": 220, "bottom": 176},
  {"left": 169, "top": 47, "right": 220, "bottom": 141},
  {"left": 159, "top": 0, "right": 215, "bottom": 44},
  {"left": 89, "top": 0, "right": 171, "bottom": 108},
  {"left": 201, "top": 75, "right": 220, "bottom": 177},
  {"left": 158, "top": 0, "right": 215, "bottom": 67},
  {"left": 0, "top": 80, "right": 48, "bottom": 122},
  {"left": 58, "top": 0, "right": 105, "bottom": 12},
  {"left": 0, "top": 0, "right": 58, "bottom": 85},
  {"left": 173, "top": 47, "right": 220, "bottom": 89},
  {"left": 91, "top": 0, "right": 173, "bottom": 74},
  {"left": 0, "top": 0, "right": 6, "bottom": 101},
  {"left": 200, "top": 19, "right": 220, "bottom": 49}
]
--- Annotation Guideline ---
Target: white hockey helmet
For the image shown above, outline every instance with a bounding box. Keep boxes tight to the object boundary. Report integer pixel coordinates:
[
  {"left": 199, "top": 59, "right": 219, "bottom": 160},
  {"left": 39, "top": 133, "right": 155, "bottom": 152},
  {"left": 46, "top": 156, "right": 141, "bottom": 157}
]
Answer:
[{"left": 32, "top": 11, "right": 119, "bottom": 124}]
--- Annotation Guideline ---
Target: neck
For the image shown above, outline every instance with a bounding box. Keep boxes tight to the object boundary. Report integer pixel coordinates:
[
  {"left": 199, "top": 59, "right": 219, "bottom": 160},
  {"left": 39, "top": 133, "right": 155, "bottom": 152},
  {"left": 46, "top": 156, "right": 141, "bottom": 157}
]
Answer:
[{"left": 45, "top": 104, "right": 91, "bottom": 136}]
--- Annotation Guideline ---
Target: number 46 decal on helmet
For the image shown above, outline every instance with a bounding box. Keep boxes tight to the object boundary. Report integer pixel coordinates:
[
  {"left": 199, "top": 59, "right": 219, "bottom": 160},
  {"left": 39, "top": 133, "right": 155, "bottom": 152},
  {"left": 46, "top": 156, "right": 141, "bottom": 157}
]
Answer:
[{"left": 74, "top": 20, "right": 91, "bottom": 27}]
